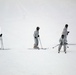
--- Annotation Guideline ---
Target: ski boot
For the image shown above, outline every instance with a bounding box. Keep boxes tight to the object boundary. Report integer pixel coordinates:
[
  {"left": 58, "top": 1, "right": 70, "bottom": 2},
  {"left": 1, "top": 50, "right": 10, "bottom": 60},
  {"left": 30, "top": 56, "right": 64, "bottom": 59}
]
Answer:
[
  {"left": 64, "top": 50, "right": 66, "bottom": 54},
  {"left": 34, "top": 45, "right": 40, "bottom": 50}
]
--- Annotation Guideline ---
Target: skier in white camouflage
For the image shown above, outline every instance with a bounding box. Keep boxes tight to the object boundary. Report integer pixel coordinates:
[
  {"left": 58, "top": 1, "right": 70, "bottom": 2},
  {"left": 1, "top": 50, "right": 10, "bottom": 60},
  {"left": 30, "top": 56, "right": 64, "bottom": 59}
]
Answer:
[
  {"left": 0, "top": 27, "right": 4, "bottom": 50},
  {"left": 58, "top": 24, "right": 69, "bottom": 53},
  {"left": 58, "top": 35, "right": 67, "bottom": 53},
  {"left": 33, "top": 27, "right": 40, "bottom": 49},
  {"left": 62, "top": 24, "right": 69, "bottom": 41}
]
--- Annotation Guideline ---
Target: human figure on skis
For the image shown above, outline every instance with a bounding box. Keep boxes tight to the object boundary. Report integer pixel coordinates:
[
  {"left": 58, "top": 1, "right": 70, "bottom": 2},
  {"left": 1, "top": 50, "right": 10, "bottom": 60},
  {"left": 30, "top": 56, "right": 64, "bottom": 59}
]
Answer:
[
  {"left": 62, "top": 24, "right": 69, "bottom": 42},
  {"left": 0, "top": 27, "right": 4, "bottom": 50},
  {"left": 33, "top": 27, "right": 40, "bottom": 49},
  {"left": 58, "top": 24, "right": 69, "bottom": 53},
  {"left": 58, "top": 35, "right": 68, "bottom": 53}
]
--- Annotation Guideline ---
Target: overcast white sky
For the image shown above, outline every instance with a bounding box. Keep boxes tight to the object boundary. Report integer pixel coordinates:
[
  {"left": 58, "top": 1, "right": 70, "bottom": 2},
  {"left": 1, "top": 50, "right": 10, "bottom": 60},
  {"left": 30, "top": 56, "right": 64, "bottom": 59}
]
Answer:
[{"left": 0, "top": 0, "right": 76, "bottom": 48}]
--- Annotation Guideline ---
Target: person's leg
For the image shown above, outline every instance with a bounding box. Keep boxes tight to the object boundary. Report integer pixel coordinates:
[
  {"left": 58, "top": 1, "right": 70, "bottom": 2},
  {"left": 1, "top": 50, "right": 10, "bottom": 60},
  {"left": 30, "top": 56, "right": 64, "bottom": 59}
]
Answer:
[
  {"left": 64, "top": 44, "right": 66, "bottom": 53},
  {"left": 34, "top": 38, "right": 37, "bottom": 48},
  {"left": 36, "top": 38, "right": 39, "bottom": 49},
  {"left": 0, "top": 36, "right": 4, "bottom": 50},
  {"left": 36, "top": 38, "right": 38, "bottom": 46},
  {"left": 34, "top": 38, "right": 39, "bottom": 49},
  {"left": 1, "top": 38, "right": 4, "bottom": 49},
  {"left": 58, "top": 44, "right": 62, "bottom": 53}
]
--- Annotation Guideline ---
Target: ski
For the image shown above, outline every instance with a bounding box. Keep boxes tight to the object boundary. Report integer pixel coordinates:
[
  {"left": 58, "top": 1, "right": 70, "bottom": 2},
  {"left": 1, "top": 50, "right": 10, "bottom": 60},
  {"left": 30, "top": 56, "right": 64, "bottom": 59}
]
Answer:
[
  {"left": 28, "top": 48, "right": 48, "bottom": 50},
  {"left": 0, "top": 48, "right": 11, "bottom": 50}
]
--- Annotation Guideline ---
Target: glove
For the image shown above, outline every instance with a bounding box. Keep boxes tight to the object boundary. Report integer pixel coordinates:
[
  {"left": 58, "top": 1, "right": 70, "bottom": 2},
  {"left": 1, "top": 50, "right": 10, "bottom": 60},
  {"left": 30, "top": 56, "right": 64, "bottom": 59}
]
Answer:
[
  {"left": 38, "top": 35, "right": 39, "bottom": 37},
  {"left": 68, "top": 31, "right": 69, "bottom": 33},
  {"left": 67, "top": 31, "right": 69, "bottom": 35},
  {"left": 0, "top": 34, "right": 2, "bottom": 37},
  {"left": 35, "top": 37, "right": 36, "bottom": 38}
]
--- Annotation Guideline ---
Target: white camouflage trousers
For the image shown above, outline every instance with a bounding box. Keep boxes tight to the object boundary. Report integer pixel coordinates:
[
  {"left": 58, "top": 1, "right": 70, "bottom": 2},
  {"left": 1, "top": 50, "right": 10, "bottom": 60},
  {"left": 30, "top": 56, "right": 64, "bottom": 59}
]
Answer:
[
  {"left": 34, "top": 38, "right": 39, "bottom": 47},
  {"left": 58, "top": 44, "right": 66, "bottom": 52}
]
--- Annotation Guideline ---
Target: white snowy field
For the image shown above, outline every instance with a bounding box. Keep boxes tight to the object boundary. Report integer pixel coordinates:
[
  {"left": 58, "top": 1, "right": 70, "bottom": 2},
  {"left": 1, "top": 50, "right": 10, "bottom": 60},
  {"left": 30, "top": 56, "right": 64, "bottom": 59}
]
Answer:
[{"left": 0, "top": 46, "right": 76, "bottom": 75}]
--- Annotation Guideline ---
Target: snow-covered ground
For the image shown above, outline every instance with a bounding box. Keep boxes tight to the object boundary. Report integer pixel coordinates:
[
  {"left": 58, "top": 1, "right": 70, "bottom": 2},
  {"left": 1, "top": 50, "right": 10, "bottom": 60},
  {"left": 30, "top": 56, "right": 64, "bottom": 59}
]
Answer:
[{"left": 0, "top": 46, "right": 76, "bottom": 75}]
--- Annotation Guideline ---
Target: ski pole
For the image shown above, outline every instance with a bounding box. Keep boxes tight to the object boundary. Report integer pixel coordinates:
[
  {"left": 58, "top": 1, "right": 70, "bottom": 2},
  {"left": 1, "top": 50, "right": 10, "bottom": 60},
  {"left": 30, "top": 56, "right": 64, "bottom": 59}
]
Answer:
[
  {"left": 39, "top": 37, "right": 43, "bottom": 49},
  {"left": 52, "top": 44, "right": 59, "bottom": 49},
  {"left": 52, "top": 44, "right": 69, "bottom": 49},
  {"left": 66, "top": 43, "right": 76, "bottom": 48}
]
